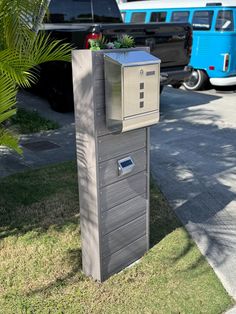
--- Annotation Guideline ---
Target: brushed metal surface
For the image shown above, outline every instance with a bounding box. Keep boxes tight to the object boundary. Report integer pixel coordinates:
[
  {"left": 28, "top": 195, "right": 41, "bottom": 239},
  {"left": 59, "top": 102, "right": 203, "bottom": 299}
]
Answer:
[
  {"left": 123, "top": 64, "right": 159, "bottom": 117},
  {"left": 104, "top": 50, "right": 160, "bottom": 133}
]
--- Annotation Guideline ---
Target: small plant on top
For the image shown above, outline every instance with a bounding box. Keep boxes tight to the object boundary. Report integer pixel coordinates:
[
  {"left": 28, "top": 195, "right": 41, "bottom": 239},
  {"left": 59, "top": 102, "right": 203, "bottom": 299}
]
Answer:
[{"left": 89, "top": 34, "right": 135, "bottom": 51}]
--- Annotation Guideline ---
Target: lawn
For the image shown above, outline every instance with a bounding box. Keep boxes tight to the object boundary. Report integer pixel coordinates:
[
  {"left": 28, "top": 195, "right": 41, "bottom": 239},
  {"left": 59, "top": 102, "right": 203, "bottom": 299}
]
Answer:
[
  {"left": 10, "top": 108, "right": 59, "bottom": 134},
  {"left": 0, "top": 161, "right": 234, "bottom": 314}
]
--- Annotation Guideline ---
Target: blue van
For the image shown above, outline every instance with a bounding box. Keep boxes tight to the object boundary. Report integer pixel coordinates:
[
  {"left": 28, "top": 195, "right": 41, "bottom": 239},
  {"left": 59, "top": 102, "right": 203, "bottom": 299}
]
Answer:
[{"left": 119, "top": 0, "right": 236, "bottom": 90}]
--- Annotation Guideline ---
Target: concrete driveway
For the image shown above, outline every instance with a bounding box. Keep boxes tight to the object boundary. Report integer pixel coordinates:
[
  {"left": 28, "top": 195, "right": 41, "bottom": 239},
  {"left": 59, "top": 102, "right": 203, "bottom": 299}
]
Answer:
[{"left": 151, "top": 86, "right": 236, "bottom": 299}]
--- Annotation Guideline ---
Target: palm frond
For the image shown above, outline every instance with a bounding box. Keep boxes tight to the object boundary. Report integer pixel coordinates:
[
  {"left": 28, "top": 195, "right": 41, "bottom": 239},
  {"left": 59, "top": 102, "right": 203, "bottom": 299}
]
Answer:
[
  {"left": 28, "top": 34, "right": 72, "bottom": 65},
  {"left": 0, "top": 127, "right": 22, "bottom": 154},
  {"left": 0, "top": 50, "right": 35, "bottom": 87},
  {"left": 0, "top": 0, "right": 73, "bottom": 154},
  {"left": 0, "top": 0, "right": 51, "bottom": 50},
  {"left": 0, "top": 75, "right": 17, "bottom": 114}
]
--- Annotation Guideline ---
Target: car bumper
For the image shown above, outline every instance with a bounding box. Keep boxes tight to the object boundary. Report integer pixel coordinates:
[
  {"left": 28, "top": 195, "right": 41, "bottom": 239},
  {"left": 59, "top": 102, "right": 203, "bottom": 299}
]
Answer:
[
  {"left": 160, "top": 66, "right": 193, "bottom": 85},
  {"left": 210, "top": 76, "right": 236, "bottom": 86}
]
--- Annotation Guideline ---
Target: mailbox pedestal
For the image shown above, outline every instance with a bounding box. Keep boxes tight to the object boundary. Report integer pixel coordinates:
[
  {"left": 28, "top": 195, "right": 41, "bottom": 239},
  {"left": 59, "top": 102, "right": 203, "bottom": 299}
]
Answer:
[{"left": 72, "top": 48, "right": 160, "bottom": 282}]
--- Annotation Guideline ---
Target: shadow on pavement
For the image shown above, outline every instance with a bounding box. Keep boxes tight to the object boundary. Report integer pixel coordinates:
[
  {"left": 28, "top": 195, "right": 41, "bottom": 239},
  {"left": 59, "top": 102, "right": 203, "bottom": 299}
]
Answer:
[{"left": 151, "top": 88, "right": 236, "bottom": 296}]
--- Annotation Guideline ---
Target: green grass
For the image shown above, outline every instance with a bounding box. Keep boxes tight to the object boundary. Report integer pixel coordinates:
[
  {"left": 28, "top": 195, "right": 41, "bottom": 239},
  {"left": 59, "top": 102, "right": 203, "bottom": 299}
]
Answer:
[
  {"left": 10, "top": 108, "right": 59, "bottom": 134},
  {"left": 0, "top": 161, "right": 234, "bottom": 314}
]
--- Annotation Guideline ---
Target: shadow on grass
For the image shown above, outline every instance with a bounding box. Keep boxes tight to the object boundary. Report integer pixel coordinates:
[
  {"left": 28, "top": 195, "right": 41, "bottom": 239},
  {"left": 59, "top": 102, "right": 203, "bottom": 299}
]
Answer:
[
  {"left": 149, "top": 178, "right": 181, "bottom": 248},
  {"left": 25, "top": 248, "right": 84, "bottom": 297},
  {"left": 0, "top": 161, "right": 79, "bottom": 238},
  {"left": 149, "top": 177, "right": 208, "bottom": 273},
  {"left": 0, "top": 160, "right": 213, "bottom": 296}
]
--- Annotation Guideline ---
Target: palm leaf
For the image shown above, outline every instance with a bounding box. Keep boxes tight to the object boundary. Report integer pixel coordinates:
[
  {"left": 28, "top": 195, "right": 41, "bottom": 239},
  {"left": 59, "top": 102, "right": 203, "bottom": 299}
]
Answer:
[
  {"left": 0, "top": 0, "right": 73, "bottom": 154},
  {"left": 0, "top": 50, "right": 35, "bottom": 87},
  {"left": 0, "top": 75, "right": 17, "bottom": 115},
  {"left": 0, "top": 0, "right": 51, "bottom": 50},
  {"left": 0, "top": 127, "right": 22, "bottom": 155},
  {"left": 28, "top": 34, "right": 72, "bottom": 65}
]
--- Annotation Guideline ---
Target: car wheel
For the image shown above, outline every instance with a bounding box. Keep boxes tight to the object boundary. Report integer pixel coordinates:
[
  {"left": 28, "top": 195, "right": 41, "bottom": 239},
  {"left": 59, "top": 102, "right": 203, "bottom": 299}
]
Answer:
[
  {"left": 183, "top": 69, "right": 208, "bottom": 91},
  {"left": 48, "top": 84, "right": 74, "bottom": 113}
]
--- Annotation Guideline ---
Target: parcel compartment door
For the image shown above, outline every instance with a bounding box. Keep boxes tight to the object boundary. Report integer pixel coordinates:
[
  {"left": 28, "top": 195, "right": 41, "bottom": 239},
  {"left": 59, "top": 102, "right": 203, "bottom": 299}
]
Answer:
[{"left": 123, "top": 63, "right": 159, "bottom": 118}]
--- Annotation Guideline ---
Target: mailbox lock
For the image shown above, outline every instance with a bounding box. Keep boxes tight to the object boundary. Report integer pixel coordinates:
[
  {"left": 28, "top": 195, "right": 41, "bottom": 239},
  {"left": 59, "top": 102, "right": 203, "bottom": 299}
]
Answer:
[{"left": 117, "top": 157, "right": 135, "bottom": 176}]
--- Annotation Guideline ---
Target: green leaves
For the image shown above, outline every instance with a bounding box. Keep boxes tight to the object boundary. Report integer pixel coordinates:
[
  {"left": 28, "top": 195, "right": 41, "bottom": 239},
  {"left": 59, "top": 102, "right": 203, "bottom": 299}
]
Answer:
[
  {"left": 0, "top": 0, "right": 72, "bottom": 154},
  {"left": 117, "top": 35, "right": 135, "bottom": 48},
  {"left": 89, "top": 34, "right": 135, "bottom": 51},
  {"left": 0, "top": 127, "right": 22, "bottom": 154},
  {"left": 0, "top": 75, "right": 17, "bottom": 116}
]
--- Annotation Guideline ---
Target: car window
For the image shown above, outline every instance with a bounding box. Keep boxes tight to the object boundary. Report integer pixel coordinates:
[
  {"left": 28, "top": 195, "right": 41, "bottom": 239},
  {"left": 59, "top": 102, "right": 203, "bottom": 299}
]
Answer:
[
  {"left": 150, "top": 12, "right": 167, "bottom": 22},
  {"left": 171, "top": 11, "right": 189, "bottom": 23},
  {"left": 131, "top": 12, "right": 146, "bottom": 23},
  {"left": 45, "top": 0, "right": 92, "bottom": 23},
  {"left": 192, "top": 10, "right": 214, "bottom": 30},
  {"left": 92, "top": 0, "right": 122, "bottom": 23},
  {"left": 215, "top": 10, "right": 234, "bottom": 31}
]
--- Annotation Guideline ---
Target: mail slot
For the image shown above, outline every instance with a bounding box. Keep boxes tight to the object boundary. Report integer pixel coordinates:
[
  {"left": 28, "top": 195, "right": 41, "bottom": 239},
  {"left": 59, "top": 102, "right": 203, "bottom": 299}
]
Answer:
[{"left": 104, "top": 50, "right": 161, "bottom": 133}]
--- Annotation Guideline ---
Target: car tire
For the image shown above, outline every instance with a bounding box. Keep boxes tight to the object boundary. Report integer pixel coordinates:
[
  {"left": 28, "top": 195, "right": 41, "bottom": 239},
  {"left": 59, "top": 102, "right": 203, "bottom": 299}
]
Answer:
[
  {"left": 47, "top": 84, "right": 74, "bottom": 113},
  {"left": 183, "top": 69, "right": 208, "bottom": 91}
]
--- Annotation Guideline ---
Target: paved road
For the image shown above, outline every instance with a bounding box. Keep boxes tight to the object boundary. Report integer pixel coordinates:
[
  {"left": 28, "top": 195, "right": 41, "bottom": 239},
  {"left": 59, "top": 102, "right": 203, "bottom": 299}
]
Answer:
[
  {"left": 151, "top": 86, "right": 236, "bottom": 300},
  {"left": 1, "top": 87, "right": 236, "bottom": 307}
]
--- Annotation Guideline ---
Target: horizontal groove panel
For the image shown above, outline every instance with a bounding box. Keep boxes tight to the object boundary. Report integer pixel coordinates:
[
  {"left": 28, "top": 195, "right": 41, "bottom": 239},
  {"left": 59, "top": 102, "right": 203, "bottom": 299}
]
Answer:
[
  {"left": 99, "top": 148, "right": 147, "bottom": 187},
  {"left": 101, "top": 194, "right": 147, "bottom": 235},
  {"left": 98, "top": 128, "right": 146, "bottom": 162},
  {"left": 102, "top": 214, "right": 146, "bottom": 258},
  {"left": 100, "top": 171, "right": 147, "bottom": 211},
  {"left": 102, "top": 235, "right": 147, "bottom": 281}
]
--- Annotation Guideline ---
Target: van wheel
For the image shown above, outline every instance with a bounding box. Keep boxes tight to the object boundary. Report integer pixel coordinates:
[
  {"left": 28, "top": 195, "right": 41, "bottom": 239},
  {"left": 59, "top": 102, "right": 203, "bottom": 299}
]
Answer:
[{"left": 183, "top": 69, "right": 208, "bottom": 91}]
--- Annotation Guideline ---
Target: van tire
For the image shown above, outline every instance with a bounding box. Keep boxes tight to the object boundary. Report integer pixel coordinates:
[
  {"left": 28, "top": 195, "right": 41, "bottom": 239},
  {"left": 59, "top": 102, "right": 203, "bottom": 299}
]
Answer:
[{"left": 183, "top": 69, "right": 208, "bottom": 91}]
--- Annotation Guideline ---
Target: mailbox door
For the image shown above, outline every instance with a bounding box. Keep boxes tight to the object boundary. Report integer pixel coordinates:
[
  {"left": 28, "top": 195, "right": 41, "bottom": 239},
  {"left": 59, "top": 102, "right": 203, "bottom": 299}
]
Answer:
[{"left": 123, "top": 64, "right": 159, "bottom": 118}]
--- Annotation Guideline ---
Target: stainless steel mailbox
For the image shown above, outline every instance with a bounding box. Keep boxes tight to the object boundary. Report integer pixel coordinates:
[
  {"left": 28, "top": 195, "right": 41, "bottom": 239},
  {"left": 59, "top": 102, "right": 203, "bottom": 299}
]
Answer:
[{"left": 104, "top": 50, "right": 161, "bottom": 133}]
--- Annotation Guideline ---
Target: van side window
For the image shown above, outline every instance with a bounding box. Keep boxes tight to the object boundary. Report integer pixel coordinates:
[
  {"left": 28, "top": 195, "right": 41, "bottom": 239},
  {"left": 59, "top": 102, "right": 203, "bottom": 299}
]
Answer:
[
  {"left": 171, "top": 11, "right": 189, "bottom": 23},
  {"left": 192, "top": 10, "right": 213, "bottom": 30},
  {"left": 150, "top": 12, "right": 167, "bottom": 22},
  {"left": 131, "top": 12, "right": 146, "bottom": 23},
  {"left": 45, "top": 0, "right": 92, "bottom": 23},
  {"left": 215, "top": 10, "right": 234, "bottom": 31}
]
